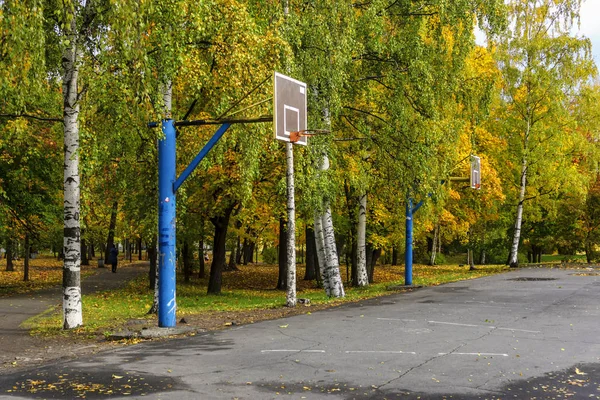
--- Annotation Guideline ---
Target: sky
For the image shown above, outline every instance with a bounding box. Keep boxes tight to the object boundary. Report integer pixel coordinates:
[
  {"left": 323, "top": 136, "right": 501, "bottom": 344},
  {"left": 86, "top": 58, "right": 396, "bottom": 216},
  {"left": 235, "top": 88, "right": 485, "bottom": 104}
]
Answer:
[
  {"left": 475, "top": 0, "right": 600, "bottom": 68},
  {"left": 578, "top": 0, "right": 600, "bottom": 66}
]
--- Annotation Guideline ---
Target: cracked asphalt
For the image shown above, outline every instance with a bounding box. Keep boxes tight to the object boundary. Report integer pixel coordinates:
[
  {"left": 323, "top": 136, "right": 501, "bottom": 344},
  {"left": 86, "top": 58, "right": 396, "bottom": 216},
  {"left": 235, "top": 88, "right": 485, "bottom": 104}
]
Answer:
[{"left": 1, "top": 266, "right": 600, "bottom": 399}]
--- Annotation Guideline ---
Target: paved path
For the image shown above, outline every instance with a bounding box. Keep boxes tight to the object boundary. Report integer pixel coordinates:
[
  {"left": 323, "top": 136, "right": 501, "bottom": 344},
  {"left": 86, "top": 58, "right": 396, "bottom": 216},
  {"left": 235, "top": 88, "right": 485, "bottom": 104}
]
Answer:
[
  {"left": 0, "top": 262, "right": 149, "bottom": 369},
  {"left": 1, "top": 267, "right": 599, "bottom": 399}
]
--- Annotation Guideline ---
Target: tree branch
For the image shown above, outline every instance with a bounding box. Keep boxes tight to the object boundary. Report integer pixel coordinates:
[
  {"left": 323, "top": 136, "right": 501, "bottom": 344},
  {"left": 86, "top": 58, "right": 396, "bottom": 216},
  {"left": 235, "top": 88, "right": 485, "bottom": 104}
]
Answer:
[{"left": 0, "top": 113, "right": 63, "bottom": 123}]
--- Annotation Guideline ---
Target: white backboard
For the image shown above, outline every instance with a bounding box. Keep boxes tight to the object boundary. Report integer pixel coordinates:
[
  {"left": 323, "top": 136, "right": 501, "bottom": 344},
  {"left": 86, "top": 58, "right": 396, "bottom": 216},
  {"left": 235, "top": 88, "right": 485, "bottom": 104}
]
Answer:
[
  {"left": 274, "top": 72, "right": 307, "bottom": 145},
  {"left": 471, "top": 155, "right": 481, "bottom": 189}
]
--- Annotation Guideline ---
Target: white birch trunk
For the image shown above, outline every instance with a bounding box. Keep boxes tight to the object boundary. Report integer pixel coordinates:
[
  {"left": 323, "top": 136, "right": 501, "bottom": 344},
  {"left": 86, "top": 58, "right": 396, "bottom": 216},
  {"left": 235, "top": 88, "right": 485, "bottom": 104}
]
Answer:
[
  {"left": 162, "top": 80, "right": 172, "bottom": 119},
  {"left": 285, "top": 142, "right": 296, "bottom": 307},
  {"left": 508, "top": 157, "right": 527, "bottom": 267},
  {"left": 430, "top": 224, "right": 439, "bottom": 266},
  {"left": 321, "top": 205, "right": 345, "bottom": 297},
  {"left": 356, "top": 193, "right": 368, "bottom": 286},
  {"left": 62, "top": 18, "right": 82, "bottom": 329},
  {"left": 314, "top": 211, "right": 328, "bottom": 290}
]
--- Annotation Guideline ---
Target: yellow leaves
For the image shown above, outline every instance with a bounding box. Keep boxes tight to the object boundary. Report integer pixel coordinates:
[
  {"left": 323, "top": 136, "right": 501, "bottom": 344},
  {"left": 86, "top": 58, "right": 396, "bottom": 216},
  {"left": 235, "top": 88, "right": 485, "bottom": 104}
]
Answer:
[
  {"left": 0, "top": 256, "right": 97, "bottom": 297},
  {"left": 278, "top": 324, "right": 289, "bottom": 329},
  {"left": 448, "top": 188, "right": 461, "bottom": 201}
]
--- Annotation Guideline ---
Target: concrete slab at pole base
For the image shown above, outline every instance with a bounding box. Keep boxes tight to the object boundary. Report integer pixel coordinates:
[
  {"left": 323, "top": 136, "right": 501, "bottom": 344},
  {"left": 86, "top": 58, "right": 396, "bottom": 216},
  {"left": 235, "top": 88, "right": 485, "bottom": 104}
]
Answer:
[
  {"left": 107, "top": 326, "right": 202, "bottom": 341},
  {"left": 140, "top": 326, "right": 200, "bottom": 339},
  {"left": 386, "top": 284, "right": 424, "bottom": 291}
]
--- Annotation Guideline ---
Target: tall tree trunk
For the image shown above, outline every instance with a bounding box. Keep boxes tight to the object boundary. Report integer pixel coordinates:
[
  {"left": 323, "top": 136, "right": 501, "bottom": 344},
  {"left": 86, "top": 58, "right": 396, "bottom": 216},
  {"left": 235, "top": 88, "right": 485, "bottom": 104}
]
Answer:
[
  {"left": 242, "top": 238, "right": 251, "bottom": 265},
  {"left": 235, "top": 236, "right": 243, "bottom": 264},
  {"left": 242, "top": 238, "right": 249, "bottom": 265},
  {"left": 314, "top": 152, "right": 345, "bottom": 297},
  {"left": 207, "top": 204, "right": 235, "bottom": 294},
  {"left": 350, "top": 240, "right": 357, "bottom": 285},
  {"left": 429, "top": 224, "right": 439, "bottom": 266},
  {"left": 368, "top": 247, "right": 381, "bottom": 283},
  {"left": 147, "top": 238, "right": 158, "bottom": 314},
  {"left": 304, "top": 225, "right": 317, "bottom": 280},
  {"left": 314, "top": 211, "right": 328, "bottom": 288},
  {"left": 148, "top": 240, "right": 157, "bottom": 290},
  {"left": 509, "top": 157, "right": 528, "bottom": 268},
  {"left": 356, "top": 193, "right": 368, "bottom": 286},
  {"left": 104, "top": 201, "right": 118, "bottom": 264},
  {"left": 321, "top": 206, "right": 345, "bottom": 297},
  {"left": 183, "top": 239, "right": 192, "bottom": 283},
  {"left": 5, "top": 237, "right": 14, "bottom": 272},
  {"left": 226, "top": 242, "right": 234, "bottom": 270},
  {"left": 277, "top": 217, "right": 288, "bottom": 290},
  {"left": 137, "top": 237, "right": 142, "bottom": 260},
  {"left": 199, "top": 239, "right": 206, "bottom": 278},
  {"left": 62, "top": 17, "right": 83, "bottom": 329},
  {"left": 80, "top": 229, "right": 89, "bottom": 266},
  {"left": 23, "top": 233, "right": 30, "bottom": 282},
  {"left": 392, "top": 246, "right": 398, "bottom": 266},
  {"left": 480, "top": 249, "right": 486, "bottom": 265},
  {"left": 468, "top": 249, "right": 476, "bottom": 270},
  {"left": 285, "top": 142, "right": 296, "bottom": 307}
]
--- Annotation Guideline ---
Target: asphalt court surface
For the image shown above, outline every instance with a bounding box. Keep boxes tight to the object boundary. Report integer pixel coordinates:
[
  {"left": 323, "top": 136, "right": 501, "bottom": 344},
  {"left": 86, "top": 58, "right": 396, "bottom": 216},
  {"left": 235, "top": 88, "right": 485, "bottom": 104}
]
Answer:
[{"left": 1, "top": 267, "right": 600, "bottom": 399}]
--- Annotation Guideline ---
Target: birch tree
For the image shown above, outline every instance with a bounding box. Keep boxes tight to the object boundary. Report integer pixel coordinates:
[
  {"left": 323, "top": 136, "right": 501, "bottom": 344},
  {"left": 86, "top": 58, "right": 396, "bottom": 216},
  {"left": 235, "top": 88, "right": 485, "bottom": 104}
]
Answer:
[
  {"left": 495, "top": 0, "right": 596, "bottom": 267},
  {"left": 285, "top": 142, "right": 297, "bottom": 306},
  {"left": 313, "top": 153, "right": 345, "bottom": 297},
  {"left": 356, "top": 193, "right": 368, "bottom": 286},
  {"left": 60, "top": 2, "right": 94, "bottom": 329}
]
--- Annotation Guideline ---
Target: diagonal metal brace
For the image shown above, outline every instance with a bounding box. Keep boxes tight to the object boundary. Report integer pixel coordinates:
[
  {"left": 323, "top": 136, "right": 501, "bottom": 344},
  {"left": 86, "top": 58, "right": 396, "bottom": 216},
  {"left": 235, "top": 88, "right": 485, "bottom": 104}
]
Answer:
[{"left": 174, "top": 123, "right": 231, "bottom": 192}]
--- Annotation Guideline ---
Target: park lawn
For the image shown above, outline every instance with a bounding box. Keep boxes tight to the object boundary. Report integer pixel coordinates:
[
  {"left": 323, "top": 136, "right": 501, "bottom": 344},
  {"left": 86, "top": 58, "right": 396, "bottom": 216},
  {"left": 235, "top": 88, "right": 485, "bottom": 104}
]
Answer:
[
  {"left": 25, "top": 263, "right": 510, "bottom": 338},
  {"left": 540, "top": 253, "right": 587, "bottom": 263},
  {"left": 0, "top": 256, "right": 98, "bottom": 297}
]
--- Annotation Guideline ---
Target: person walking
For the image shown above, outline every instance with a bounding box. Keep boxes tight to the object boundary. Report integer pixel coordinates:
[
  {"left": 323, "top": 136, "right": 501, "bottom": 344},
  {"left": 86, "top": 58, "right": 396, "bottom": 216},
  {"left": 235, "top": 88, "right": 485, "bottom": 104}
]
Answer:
[{"left": 109, "top": 244, "right": 119, "bottom": 273}]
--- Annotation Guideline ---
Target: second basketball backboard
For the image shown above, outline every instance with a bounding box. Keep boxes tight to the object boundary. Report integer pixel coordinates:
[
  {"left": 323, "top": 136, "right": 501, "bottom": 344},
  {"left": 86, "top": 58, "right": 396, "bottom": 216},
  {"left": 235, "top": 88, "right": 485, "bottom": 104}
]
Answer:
[
  {"left": 274, "top": 72, "right": 307, "bottom": 145},
  {"left": 471, "top": 155, "right": 481, "bottom": 189}
]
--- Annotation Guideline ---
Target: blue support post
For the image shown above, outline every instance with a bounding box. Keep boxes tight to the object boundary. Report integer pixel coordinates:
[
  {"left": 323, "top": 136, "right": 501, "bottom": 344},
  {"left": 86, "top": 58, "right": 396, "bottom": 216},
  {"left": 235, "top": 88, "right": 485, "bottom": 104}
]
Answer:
[
  {"left": 405, "top": 198, "right": 413, "bottom": 286},
  {"left": 405, "top": 197, "right": 424, "bottom": 286},
  {"left": 158, "top": 120, "right": 177, "bottom": 328}
]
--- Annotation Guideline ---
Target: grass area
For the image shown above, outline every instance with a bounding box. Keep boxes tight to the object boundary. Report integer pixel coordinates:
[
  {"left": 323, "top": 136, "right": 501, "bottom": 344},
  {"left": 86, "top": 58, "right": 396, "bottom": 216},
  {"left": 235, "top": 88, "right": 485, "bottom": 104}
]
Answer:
[
  {"left": 0, "top": 255, "right": 98, "bottom": 297},
  {"left": 24, "top": 262, "right": 510, "bottom": 337},
  {"left": 540, "top": 254, "right": 587, "bottom": 263}
]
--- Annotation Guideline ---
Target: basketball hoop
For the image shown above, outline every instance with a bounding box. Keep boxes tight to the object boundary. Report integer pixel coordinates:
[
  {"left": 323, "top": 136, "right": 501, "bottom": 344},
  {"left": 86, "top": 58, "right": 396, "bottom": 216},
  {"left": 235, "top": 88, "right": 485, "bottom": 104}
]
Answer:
[{"left": 289, "top": 129, "right": 331, "bottom": 143}]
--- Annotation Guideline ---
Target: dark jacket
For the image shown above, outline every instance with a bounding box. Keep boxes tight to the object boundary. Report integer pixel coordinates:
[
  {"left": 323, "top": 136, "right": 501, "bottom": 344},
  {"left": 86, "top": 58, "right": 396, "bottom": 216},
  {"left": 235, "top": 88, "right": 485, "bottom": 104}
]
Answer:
[{"left": 109, "top": 247, "right": 118, "bottom": 264}]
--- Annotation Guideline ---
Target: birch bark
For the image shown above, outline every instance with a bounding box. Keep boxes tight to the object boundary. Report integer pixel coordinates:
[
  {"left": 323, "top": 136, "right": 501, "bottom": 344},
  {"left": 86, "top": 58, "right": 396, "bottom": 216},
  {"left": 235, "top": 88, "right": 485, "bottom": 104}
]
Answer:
[
  {"left": 62, "top": 17, "right": 82, "bottom": 329},
  {"left": 429, "top": 224, "right": 439, "bottom": 266},
  {"left": 286, "top": 142, "right": 297, "bottom": 307},
  {"left": 508, "top": 157, "right": 528, "bottom": 267},
  {"left": 356, "top": 193, "right": 368, "bottom": 286},
  {"left": 314, "top": 211, "right": 328, "bottom": 287},
  {"left": 318, "top": 154, "right": 344, "bottom": 297},
  {"left": 321, "top": 206, "right": 345, "bottom": 297}
]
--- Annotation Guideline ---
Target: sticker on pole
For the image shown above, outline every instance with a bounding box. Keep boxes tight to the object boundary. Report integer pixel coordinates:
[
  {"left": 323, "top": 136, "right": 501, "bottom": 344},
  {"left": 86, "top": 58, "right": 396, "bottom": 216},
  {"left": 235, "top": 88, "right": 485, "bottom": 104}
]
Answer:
[
  {"left": 470, "top": 155, "right": 481, "bottom": 189},
  {"left": 274, "top": 72, "right": 307, "bottom": 145}
]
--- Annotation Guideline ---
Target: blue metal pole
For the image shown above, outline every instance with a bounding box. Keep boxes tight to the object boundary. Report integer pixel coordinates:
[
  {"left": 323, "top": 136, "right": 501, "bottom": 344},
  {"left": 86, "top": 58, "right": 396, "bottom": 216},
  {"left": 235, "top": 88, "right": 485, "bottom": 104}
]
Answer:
[
  {"left": 405, "top": 198, "right": 413, "bottom": 286},
  {"left": 158, "top": 120, "right": 177, "bottom": 328}
]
